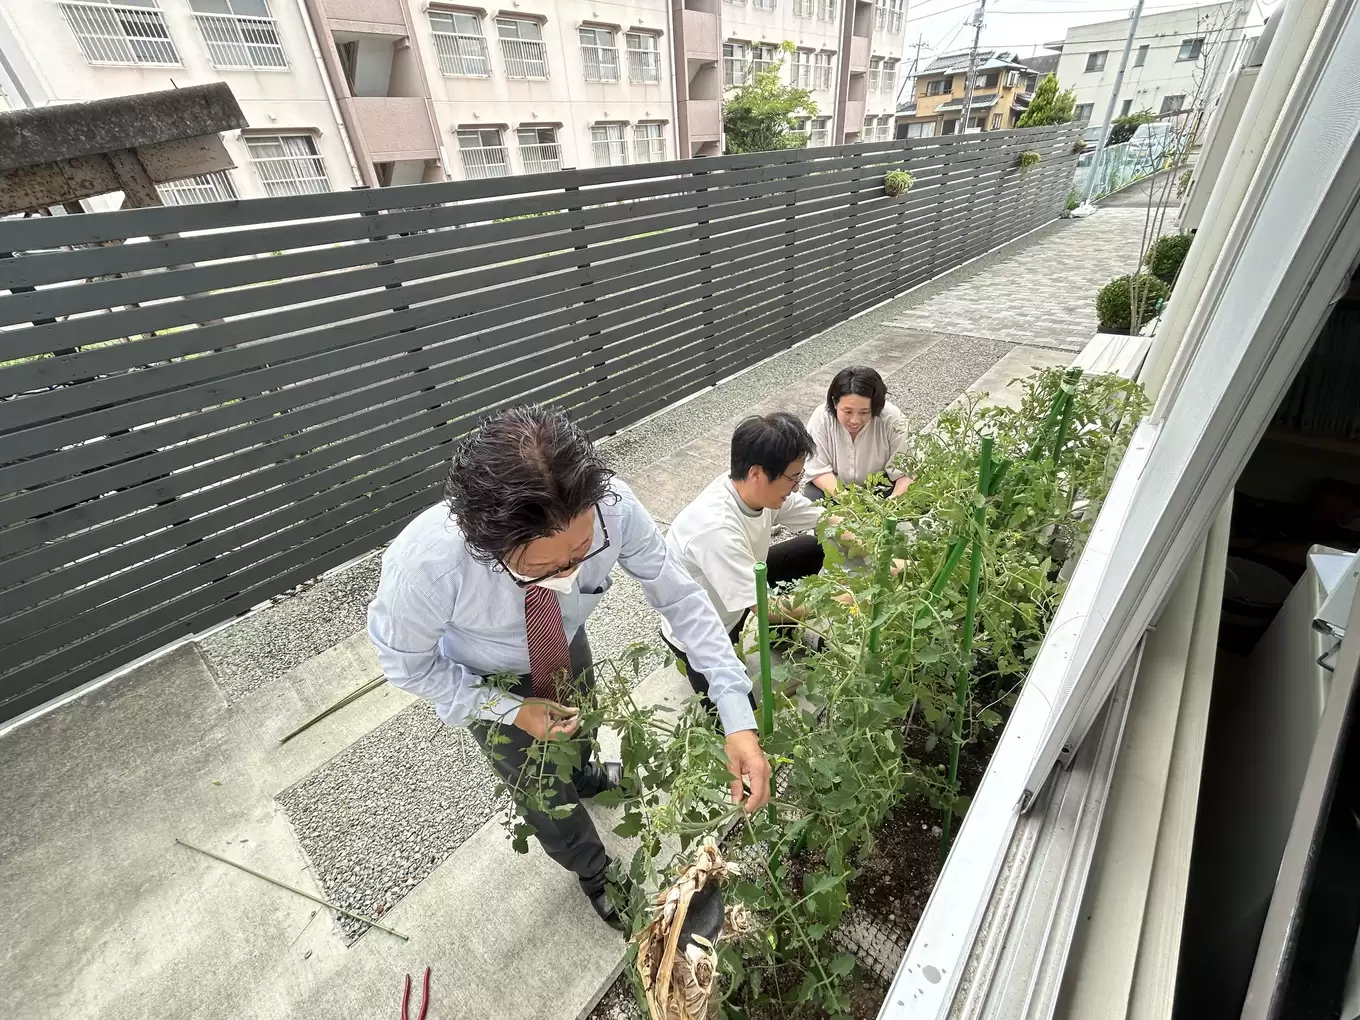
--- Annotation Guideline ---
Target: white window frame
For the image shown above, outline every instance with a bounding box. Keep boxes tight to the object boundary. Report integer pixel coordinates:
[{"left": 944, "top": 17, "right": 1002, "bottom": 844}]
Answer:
[
  {"left": 156, "top": 170, "right": 239, "bottom": 205},
  {"left": 754, "top": 0, "right": 777, "bottom": 10},
  {"left": 723, "top": 41, "right": 749, "bottom": 87},
  {"left": 60, "top": 0, "right": 180, "bottom": 67},
  {"left": 1085, "top": 50, "right": 1108, "bottom": 73},
  {"left": 751, "top": 42, "right": 778, "bottom": 75},
  {"left": 625, "top": 31, "right": 660, "bottom": 83},
  {"left": 1075, "top": 102, "right": 1095, "bottom": 121},
  {"left": 591, "top": 123, "right": 628, "bottom": 166},
  {"left": 190, "top": 0, "right": 286, "bottom": 70},
  {"left": 579, "top": 26, "right": 620, "bottom": 83},
  {"left": 457, "top": 127, "right": 510, "bottom": 179},
  {"left": 1134, "top": 43, "right": 1149, "bottom": 67},
  {"left": 793, "top": 0, "right": 815, "bottom": 17},
  {"left": 1177, "top": 36, "right": 1205, "bottom": 61},
  {"left": 1161, "top": 93, "right": 1187, "bottom": 115},
  {"left": 809, "top": 116, "right": 830, "bottom": 146},
  {"left": 882, "top": 59, "right": 898, "bottom": 95},
  {"left": 925, "top": 75, "right": 952, "bottom": 97},
  {"left": 889, "top": 0, "right": 904, "bottom": 33},
  {"left": 791, "top": 48, "right": 814, "bottom": 87},
  {"left": 244, "top": 133, "right": 330, "bottom": 196},
  {"left": 875, "top": 0, "right": 888, "bottom": 32},
  {"left": 868, "top": 56, "right": 881, "bottom": 92},
  {"left": 633, "top": 122, "right": 665, "bottom": 162},
  {"left": 497, "top": 16, "right": 548, "bottom": 79},
  {"left": 516, "top": 125, "right": 561, "bottom": 174},
  {"left": 814, "top": 51, "right": 833, "bottom": 91},
  {"left": 428, "top": 8, "right": 491, "bottom": 77},
  {"left": 817, "top": 0, "right": 837, "bottom": 21}
]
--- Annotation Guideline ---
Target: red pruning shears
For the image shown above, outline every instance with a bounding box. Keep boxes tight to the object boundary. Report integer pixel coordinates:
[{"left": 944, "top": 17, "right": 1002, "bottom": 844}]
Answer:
[{"left": 400, "top": 966, "right": 431, "bottom": 1020}]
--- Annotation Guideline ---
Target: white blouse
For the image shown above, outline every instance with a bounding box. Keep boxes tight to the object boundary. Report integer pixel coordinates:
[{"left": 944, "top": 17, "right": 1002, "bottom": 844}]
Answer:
[{"left": 804, "top": 401, "right": 909, "bottom": 485}]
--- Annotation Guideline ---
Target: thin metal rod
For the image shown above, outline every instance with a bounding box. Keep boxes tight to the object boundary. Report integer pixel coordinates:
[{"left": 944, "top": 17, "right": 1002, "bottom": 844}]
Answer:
[
  {"left": 754, "top": 561, "right": 774, "bottom": 740},
  {"left": 279, "top": 674, "right": 386, "bottom": 744},
  {"left": 175, "top": 838, "right": 410, "bottom": 940}
]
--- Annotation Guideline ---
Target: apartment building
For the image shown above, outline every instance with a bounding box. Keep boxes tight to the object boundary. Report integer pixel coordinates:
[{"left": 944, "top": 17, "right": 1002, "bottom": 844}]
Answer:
[
  {"left": 0, "top": 0, "right": 906, "bottom": 201},
  {"left": 1051, "top": 0, "right": 1264, "bottom": 130},
  {"left": 895, "top": 49, "right": 1043, "bottom": 138}
]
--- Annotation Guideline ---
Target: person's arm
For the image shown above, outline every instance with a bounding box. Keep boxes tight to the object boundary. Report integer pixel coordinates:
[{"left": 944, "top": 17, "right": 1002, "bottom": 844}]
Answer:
[
  {"left": 804, "top": 408, "right": 839, "bottom": 494},
  {"left": 612, "top": 486, "right": 771, "bottom": 811},
  {"left": 367, "top": 565, "right": 549, "bottom": 732},
  {"left": 811, "top": 472, "right": 839, "bottom": 495},
  {"left": 881, "top": 406, "right": 913, "bottom": 493},
  {"left": 773, "top": 489, "right": 825, "bottom": 532}
]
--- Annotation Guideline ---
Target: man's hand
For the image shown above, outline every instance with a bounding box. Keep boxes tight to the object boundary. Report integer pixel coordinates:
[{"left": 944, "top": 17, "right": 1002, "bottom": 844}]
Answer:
[
  {"left": 513, "top": 700, "right": 581, "bottom": 741},
  {"left": 724, "top": 729, "right": 772, "bottom": 813}
]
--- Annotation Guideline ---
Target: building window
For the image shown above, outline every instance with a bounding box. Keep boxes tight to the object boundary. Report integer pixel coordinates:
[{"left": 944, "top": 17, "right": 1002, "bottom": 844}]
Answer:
[
  {"left": 975, "top": 70, "right": 999, "bottom": 89},
  {"left": 1024, "top": 72, "right": 1038, "bottom": 92},
  {"left": 817, "top": 0, "right": 837, "bottom": 21},
  {"left": 862, "top": 114, "right": 875, "bottom": 140},
  {"left": 814, "top": 51, "right": 833, "bottom": 90},
  {"left": 634, "top": 122, "right": 665, "bottom": 162},
  {"left": 245, "top": 134, "right": 329, "bottom": 196},
  {"left": 60, "top": 0, "right": 180, "bottom": 66},
  {"left": 1134, "top": 44, "right": 1148, "bottom": 67},
  {"left": 751, "top": 43, "right": 780, "bottom": 74},
  {"left": 754, "top": 0, "right": 777, "bottom": 9},
  {"left": 625, "top": 32, "right": 660, "bottom": 83},
  {"left": 1074, "top": 102, "right": 1094, "bottom": 121},
  {"left": 791, "top": 48, "right": 813, "bottom": 87},
  {"left": 905, "top": 121, "right": 934, "bottom": 138},
  {"left": 579, "top": 27, "right": 619, "bottom": 82},
  {"left": 990, "top": 113, "right": 1001, "bottom": 130},
  {"left": 1160, "top": 93, "right": 1187, "bottom": 115},
  {"left": 809, "top": 116, "right": 830, "bottom": 146},
  {"left": 874, "top": 0, "right": 887, "bottom": 32},
  {"left": 941, "top": 119, "right": 957, "bottom": 135},
  {"left": 591, "top": 123, "right": 628, "bottom": 165},
  {"left": 1085, "top": 50, "right": 1107, "bottom": 73},
  {"left": 889, "top": 0, "right": 904, "bottom": 33},
  {"left": 1120, "top": 98, "right": 1133, "bottom": 117},
  {"left": 428, "top": 9, "right": 490, "bottom": 77},
  {"left": 868, "top": 57, "right": 881, "bottom": 92},
  {"left": 188, "top": 0, "right": 285, "bottom": 69},
  {"left": 457, "top": 127, "right": 510, "bottom": 178},
  {"left": 1178, "top": 37, "right": 1204, "bottom": 61},
  {"left": 882, "top": 59, "right": 898, "bottom": 94},
  {"left": 497, "top": 17, "right": 548, "bottom": 79},
  {"left": 157, "top": 170, "right": 239, "bottom": 205},
  {"left": 794, "top": 0, "right": 815, "bottom": 16},
  {"left": 724, "top": 0, "right": 746, "bottom": 6},
  {"left": 517, "top": 126, "right": 561, "bottom": 174},
  {"left": 924, "top": 75, "right": 952, "bottom": 97},
  {"left": 723, "top": 42, "right": 749, "bottom": 87}
]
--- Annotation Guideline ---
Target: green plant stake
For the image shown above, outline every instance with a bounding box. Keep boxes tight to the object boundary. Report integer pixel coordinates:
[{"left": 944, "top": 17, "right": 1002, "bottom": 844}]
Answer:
[
  {"left": 865, "top": 516, "right": 899, "bottom": 670},
  {"left": 1051, "top": 367, "right": 1082, "bottom": 465},
  {"left": 941, "top": 436, "right": 993, "bottom": 861},
  {"left": 754, "top": 561, "right": 774, "bottom": 740}
]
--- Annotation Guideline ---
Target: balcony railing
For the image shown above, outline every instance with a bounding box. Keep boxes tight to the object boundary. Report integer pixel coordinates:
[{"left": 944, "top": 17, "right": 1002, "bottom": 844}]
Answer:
[
  {"left": 461, "top": 146, "right": 511, "bottom": 179},
  {"left": 581, "top": 44, "right": 620, "bottom": 82},
  {"left": 627, "top": 48, "right": 660, "bottom": 83},
  {"left": 193, "top": 12, "right": 287, "bottom": 69},
  {"left": 520, "top": 143, "right": 562, "bottom": 174},
  {"left": 432, "top": 31, "right": 490, "bottom": 76},
  {"left": 500, "top": 38, "right": 548, "bottom": 79}
]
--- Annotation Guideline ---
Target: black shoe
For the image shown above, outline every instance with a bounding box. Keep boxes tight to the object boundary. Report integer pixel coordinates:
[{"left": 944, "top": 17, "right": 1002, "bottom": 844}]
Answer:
[{"left": 589, "top": 888, "right": 626, "bottom": 932}]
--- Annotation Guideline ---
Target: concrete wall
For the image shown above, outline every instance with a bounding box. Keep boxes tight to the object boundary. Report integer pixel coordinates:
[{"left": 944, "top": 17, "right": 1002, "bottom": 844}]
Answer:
[{"left": 1054, "top": 1, "right": 1264, "bottom": 129}]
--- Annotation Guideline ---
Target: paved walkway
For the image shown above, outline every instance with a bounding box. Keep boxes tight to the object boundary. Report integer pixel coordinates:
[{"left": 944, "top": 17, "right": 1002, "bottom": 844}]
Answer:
[{"left": 0, "top": 203, "right": 1164, "bottom": 1020}]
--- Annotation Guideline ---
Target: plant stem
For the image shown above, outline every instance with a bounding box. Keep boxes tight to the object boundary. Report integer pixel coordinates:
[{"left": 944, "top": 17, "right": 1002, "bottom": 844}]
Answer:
[
  {"left": 754, "top": 561, "right": 774, "bottom": 741},
  {"left": 864, "top": 516, "right": 899, "bottom": 673}
]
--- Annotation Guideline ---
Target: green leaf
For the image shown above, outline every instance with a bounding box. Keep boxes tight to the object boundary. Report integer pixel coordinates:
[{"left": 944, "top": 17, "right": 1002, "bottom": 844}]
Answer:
[
  {"left": 829, "top": 953, "right": 857, "bottom": 977},
  {"left": 613, "top": 812, "right": 643, "bottom": 838}
]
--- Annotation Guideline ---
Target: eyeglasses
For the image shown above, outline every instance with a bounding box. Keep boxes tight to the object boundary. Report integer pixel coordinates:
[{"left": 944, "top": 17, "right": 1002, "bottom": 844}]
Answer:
[
  {"left": 779, "top": 468, "right": 805, "bottom": 486},
  {"left": 500, "top": 506, "right": 611, "bottom": 588}
]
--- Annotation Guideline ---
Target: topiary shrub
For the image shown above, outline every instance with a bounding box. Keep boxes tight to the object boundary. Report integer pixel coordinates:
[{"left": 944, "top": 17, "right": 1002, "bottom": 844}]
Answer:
[
  {"left": 1018, "top": 150, "right": 1041, "bottom": 172},
  {"left": 884, "top": 169, "right": 915, "bottom": 197},
  {"left": 1144, "top": 233, "right": 1193, "bottom": 284},
  {"left": 1096, "top": 273, "right": 1171, "bottom": 333}
]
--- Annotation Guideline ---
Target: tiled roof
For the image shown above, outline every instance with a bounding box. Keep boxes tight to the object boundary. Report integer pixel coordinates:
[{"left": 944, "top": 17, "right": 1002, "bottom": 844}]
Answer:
[{"left": 932, "top": 94, "right": 1001, "bottom": 112}]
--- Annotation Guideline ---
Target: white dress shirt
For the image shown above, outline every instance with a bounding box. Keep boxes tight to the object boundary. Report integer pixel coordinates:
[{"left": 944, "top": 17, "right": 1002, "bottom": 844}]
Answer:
[
  {"left": 661, "top": 474, "right": 823, "bottom": 639},
  {"left": 367, "top": 478, "right": 758, "bottom": 735},
  {"left": 804, "top": 401, "right": 909, "bottom": 485}
]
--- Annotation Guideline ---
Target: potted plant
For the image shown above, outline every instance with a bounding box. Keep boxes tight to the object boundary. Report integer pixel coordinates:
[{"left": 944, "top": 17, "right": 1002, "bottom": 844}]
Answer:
[
  {"left": 884, "top": 169, "right": 915, "bottom": 197},
  {"left": 1144, "top": 232, "right": 1193, "bottom": 285},
  {"left": 1018, "top": 150, "right": 1041, "bottom": 172},
  {"left": 1096, "top": 273, "right": 1172, "bottom": 334}
]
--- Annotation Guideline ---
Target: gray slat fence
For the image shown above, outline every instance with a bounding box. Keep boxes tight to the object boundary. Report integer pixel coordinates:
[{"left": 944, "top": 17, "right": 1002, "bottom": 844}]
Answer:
[{"left": 0, "top": 126, "right": 1080, "bottom": 721}]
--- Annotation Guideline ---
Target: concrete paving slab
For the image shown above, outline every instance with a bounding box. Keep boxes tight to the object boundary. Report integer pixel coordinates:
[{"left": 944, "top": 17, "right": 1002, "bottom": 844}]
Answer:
[{"left": 963, "top": 346, "right": 1076, "bottom": 410}]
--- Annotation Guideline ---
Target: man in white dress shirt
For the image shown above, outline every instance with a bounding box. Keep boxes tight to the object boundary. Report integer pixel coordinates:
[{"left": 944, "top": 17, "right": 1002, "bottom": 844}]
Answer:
[
  {"left": 367, "top": 405, "right": 771, "bottom": 930},
  {"left": 660, "top": 412, "right": 827, "bottom": 710}
]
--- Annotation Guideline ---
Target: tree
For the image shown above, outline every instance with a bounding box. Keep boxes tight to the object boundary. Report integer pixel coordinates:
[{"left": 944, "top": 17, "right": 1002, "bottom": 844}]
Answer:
[
  {"left": 1016, "top": 73, "right": 1076, "bottom": 128},
  {"left": 723, "top": 42, "right": 817, "bottom": 154},
  {"left": 1107, "top": 108, "right": 1157, "bottom": 145}
]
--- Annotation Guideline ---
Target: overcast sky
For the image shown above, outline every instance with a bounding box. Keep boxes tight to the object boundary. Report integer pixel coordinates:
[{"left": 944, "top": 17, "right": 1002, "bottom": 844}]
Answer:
[{"left": 898, "top": 0, "right": 1279, "bottom": 69}]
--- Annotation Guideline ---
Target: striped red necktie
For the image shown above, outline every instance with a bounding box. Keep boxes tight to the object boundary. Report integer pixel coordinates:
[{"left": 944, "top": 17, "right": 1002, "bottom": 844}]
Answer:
[{"left": 524, "top": 585, "right": 572, "bottom": 703}]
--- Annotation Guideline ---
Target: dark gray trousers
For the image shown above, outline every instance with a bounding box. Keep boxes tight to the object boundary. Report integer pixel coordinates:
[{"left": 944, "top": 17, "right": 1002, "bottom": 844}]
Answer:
[{"left": 468, "top": 629, "right": 610, "bottom": 896}]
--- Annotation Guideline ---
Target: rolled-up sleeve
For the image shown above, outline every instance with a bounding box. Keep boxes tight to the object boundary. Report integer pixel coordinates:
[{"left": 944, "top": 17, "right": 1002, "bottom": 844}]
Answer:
[
  {"left": 882, "top": 406, "right": 909, "bottom": 481},
  {"left": 612, "top": 483, "right": 758, "bottom": 735},
  {"left": 367, "top": 562, "right": 522, "bottom": 728}
]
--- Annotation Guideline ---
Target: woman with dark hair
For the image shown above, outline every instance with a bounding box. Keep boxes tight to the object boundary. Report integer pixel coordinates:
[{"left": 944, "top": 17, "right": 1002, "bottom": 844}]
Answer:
[{"left": 804, "top": 366, "right": 911, "bottom": 500}]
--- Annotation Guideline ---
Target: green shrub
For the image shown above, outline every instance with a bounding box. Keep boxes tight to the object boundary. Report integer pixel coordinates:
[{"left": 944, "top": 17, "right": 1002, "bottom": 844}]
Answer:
[
  {"left": 1018, "top": 150, "right": 1041, "bottom": 172},
  {"left": 1144, "top": 233, "right": 1193, "bottom": 284},
  {"left": 884, "top": 169, "right": 915, "bottom": 197},
  {"left": 1066, "top": 188, "right": 1080, "bottom": 211},
  {"left": 1107, "top": 109, "right": 1156, "bottom": 145},
  {"left": 1096, "top": 273, "right": 1171, "bottom": 332}
]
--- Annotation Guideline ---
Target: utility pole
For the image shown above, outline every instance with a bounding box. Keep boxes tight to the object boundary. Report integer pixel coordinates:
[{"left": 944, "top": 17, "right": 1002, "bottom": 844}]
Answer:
[
  {"left": 899, "top": 34, "right": 927, "bottom": 106},
  {"left": 1080, "top": 0, "right": 1146, "bottom": 207},
  {"left": 957, "top": 0, "right": 988, "bottom": 135}
]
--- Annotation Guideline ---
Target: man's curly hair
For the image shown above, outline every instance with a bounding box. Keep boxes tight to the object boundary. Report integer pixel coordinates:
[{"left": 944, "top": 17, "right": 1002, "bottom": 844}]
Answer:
[{"left": 445, "top": 405, "right": 616, "bottom": 563}]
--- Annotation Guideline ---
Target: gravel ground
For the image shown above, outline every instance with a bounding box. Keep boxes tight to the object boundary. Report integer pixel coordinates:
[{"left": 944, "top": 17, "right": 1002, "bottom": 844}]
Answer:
[
  {"left": 588, "top": 978, "right": 645, "bottom": 1020},
  {"left": 200, "top": 550, "right": 385, "bottom": 703},
  {"left": 882, "top": 332, "right": 1015, "bottom": 430},
  {"left": 275, "top": 698, "right": 505, "bottom": 943}
]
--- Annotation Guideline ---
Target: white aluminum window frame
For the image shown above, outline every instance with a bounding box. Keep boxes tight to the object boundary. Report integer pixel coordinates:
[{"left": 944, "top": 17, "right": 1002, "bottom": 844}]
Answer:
[
  {"left": 1161, "top": 93, "right": 1187, "bottom": 115},
  {"left": 875, "top": 0, "right": 887, "bottom": 32},
  {"left": 884, "top": 8, "right": 1360, "bottom": 1015},
  {"left": 428, "top": 9, "right": 491, "bottom": 77},
  {"left": 889, "top": 0, "right": 904, "bottom": 34},
  {"left": 925, "top": 75, "right": 952, "bottom": 96},
  {"left": 817, "top": 0, "right": 837, "bottom": 21},
  {"left": 868, "top": 56, "right": 881, "bottom": 91},
  {"left": 1085, "top": 49, "right": 1108, "bottom": 72},
  {"left": 497, "top": 16, "right": 548, "bottom": 79},
  {"left": 190, "top": 0, "right": 287, "bottom": 70},
  {"left": 625, "top": 32, "right": 660, "bottom": 83},
  {"left": 579, "top": 26, "right": 620, "bottom": 83},
  {"left": 751, "top": 42, "right": 778, "bottom": 75},
  {"left": 882, "top": 59, "right": 898, "bottom": 94},
  {"left": 793, "top": 0, "right": 815, "bottom": 17},
  {"left": 754, "top": 0, "right": 777, "bottom": 11},
  {"left": 244, "top": 133, "right": 330, "bottom": 197},
  {"left": 791, "top": 48, "right": 814, "bottom": 87},
  {"left": 632, "top": 122, "right": 665, "bottom": 162},
  {"left": 60, "top": 0, "right": 180, "bottom": 67},
  {"left": 1178, "top": 36, "right": 1205, "bottom": 61},
  {"left": 156, "top": 169, "right": 239, "bottom": 205},
  {"left": 814, "top": 51, "right": 833, "bottom": 91},
  {"left": 723, "top": 41, "right": 749, "bottom": 87},
  {"left": 516, "top": 126, "right": 560, "bottom": 174},
  {"left": 809, "top": 115, "right": 830, "bottom": 146},
  {"left": 457, "top": 127, "right": 510, "bottom": 179},
  {"left": 591, "top": 123, "right": 628, "bottom": 166}
]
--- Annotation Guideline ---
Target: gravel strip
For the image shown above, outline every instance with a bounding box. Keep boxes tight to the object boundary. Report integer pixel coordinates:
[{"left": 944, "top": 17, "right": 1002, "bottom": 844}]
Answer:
[
  {"left": 588, "top": 977, "right": 645, "bottom": 1020},
  {"left": 585, "top": 569, "right": 667, "bottom": 681},
  {"left": 275, "top": 699, "right": 505, "bottom": 943},
  {"left": 882, "top": 332, "right": 1016, "bottom": 429},
  {"left": 200, "top": 551, "right": 384, "bottom": 703}
]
